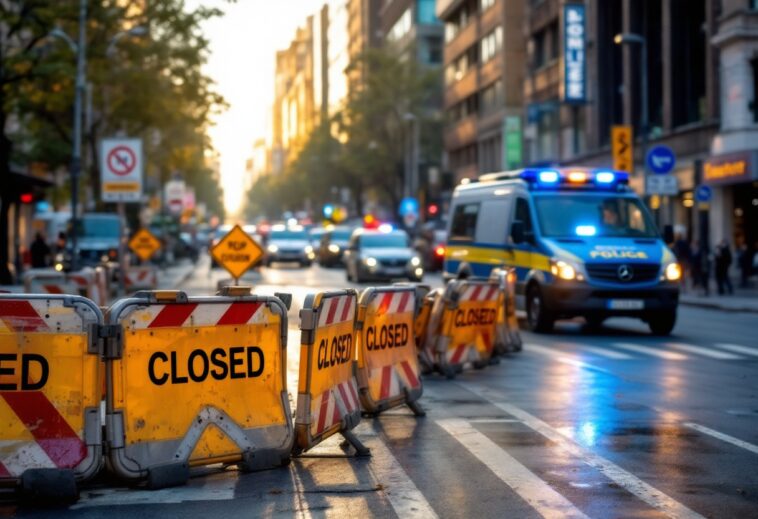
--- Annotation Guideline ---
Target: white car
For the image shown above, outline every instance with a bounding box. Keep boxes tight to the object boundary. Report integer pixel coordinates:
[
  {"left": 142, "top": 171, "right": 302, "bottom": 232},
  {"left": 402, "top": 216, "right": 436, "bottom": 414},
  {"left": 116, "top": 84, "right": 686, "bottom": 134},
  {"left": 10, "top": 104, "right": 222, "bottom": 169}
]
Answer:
[{"left": 344, "top": 229, "right": 423, "bottom": 283}]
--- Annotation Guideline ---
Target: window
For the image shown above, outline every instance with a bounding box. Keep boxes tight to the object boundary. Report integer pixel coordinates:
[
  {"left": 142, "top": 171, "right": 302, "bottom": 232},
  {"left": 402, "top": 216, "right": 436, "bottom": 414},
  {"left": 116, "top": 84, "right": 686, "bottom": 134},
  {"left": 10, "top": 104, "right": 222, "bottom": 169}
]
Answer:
[
  {"left": 751, "top": 57, "right": 758, "bottom": 122},
  {"left": 387, "top": 8, "right": 413, "bottom": 42},
  {"left": 513, "top": 198, "right": 533, "bottom": 239},
  {"left": 480, "top": 80, "right": 503, "bottom": 114},
  {"left": 417, "top": 0, "right": 438, "bottom": 24},
  {"left": 445, "top": 45, "right": 478, "bottom": 85},
  {"left": 480, "top": 27, "right": 503, "bottom": 63},
  {"left": 445, "top": 0, "right": 477, "bottom": 42},
  {"left": 481, "top": 0, "right": 495, "bottom": 10},
  {"left": 476, "top": 199, "right": 511, "bottom": 245},
  {"left": 531, "top": 22, "right": 558, "bottom": 70},
  {"left": 450, "top": 203, "right": 480, "bottom": 240}
]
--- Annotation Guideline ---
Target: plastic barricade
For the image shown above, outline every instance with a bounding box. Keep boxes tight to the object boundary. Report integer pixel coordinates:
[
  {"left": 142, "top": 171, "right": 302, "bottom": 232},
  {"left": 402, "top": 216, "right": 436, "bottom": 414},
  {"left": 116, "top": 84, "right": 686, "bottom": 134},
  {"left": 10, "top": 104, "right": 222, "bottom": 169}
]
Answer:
[
  {"left": 490, "top": 269, "right": 522, "bottom": 353},
  {"left": 431, "top": 279, "right": 502, "bottom": 378},
  {"left": 23, "top": 270, "right": 79, "bottom": 296},
  {"left": 355, "top": 286, "right": 424, "bottom": 416},
  {"left": 294, "top": 290, "right": 367, "bottom": 456},
  {"left": 0, "top": 294, "right": 103, "bottom": 499},
  {"left": 105, "top": 289, "right": 293, "bottom": 488},
  {"left": 124, "top": 265, "right": 158, "bottom": 292},
  {"left": 416, "top": 288, "right": 442, "bottom": 373},
  {"left": 69, "top": 267, "right": 107, "bottom": 306}
]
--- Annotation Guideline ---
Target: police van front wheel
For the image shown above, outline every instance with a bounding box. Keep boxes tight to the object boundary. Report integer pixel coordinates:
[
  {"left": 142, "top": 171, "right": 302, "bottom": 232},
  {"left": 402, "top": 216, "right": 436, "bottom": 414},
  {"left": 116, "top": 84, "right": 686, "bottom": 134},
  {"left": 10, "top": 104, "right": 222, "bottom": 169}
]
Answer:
[
  {"left": 526, "top": 285, "right": 554, "bottom": 333},
  {"left": 648, "top": 311, "right": 676, "bottom": 336}
]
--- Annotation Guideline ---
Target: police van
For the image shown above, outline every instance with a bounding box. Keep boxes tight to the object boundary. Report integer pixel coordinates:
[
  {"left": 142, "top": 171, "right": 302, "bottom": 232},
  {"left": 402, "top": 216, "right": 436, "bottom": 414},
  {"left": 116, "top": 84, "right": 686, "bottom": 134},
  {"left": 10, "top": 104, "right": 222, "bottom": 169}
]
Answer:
[{"left": 443, "top": 168, "right": 681, "bottom": 335}]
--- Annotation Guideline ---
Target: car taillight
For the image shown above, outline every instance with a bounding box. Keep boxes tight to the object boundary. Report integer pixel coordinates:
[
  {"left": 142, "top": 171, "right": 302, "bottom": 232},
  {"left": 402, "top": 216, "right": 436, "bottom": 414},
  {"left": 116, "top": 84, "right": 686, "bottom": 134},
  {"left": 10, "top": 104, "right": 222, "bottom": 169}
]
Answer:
[{"left": 434, "top": 246, "right": 445, "bottom": 257}]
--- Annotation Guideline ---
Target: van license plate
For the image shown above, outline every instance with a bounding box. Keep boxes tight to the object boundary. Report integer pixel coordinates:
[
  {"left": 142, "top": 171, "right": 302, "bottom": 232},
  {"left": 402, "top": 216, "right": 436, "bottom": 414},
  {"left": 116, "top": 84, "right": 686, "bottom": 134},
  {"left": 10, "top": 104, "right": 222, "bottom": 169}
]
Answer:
[{"left": 608, "top": 299, "right": 644, "bottom": 310}]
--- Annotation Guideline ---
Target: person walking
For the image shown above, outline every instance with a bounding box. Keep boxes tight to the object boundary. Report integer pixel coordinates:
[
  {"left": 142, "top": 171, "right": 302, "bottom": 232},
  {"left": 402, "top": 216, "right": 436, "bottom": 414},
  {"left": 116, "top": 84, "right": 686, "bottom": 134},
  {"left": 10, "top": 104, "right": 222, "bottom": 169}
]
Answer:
[
  {"left": 714, "top": 239, "right": 734, "bottom": 295},
  {"left": 30, "top": 233, "right": 51, "bottom": 268},
  {"left": 737, "top": 241, "right": 753, "bottom": 288}
]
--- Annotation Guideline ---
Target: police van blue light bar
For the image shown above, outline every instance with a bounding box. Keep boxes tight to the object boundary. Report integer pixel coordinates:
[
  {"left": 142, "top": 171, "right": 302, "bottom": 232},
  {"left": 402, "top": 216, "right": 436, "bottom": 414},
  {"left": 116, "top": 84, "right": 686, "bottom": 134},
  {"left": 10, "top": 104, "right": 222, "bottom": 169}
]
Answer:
[
  {"left": 538, "top": 170, "right": 560, "bottom": 183},
  {"left": 512, "top": 168, "right": 629, "bottom": 188}
]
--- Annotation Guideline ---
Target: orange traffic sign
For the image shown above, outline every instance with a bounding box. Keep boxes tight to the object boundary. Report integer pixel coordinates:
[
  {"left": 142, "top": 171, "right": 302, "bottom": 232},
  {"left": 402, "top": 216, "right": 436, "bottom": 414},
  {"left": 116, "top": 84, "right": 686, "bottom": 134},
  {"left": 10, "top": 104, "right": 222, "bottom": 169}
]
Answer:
[
  {"left": 128, "top": 228, "right": 161, "bottom": 261},
  {"left": 611, "top": 125, "right": 633, "bottom": 173},
  {"left": 211, "top": 224, "right": 264, "bottom": 279}
]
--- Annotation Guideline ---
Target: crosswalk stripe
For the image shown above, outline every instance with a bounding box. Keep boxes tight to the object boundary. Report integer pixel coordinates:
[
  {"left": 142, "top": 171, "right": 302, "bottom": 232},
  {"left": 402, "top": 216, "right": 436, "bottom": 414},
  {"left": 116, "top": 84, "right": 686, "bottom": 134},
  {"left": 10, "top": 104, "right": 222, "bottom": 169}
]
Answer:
[
  {"left": 458, "top": 383, "right": 707, "bottom": 519},
  {"left": 437, "top": 418, "right": 590, "bottom": 519},
  {"left": 714, "top": 343, "right": 758, "bottom": 357},
  {"left": 528, "top": 344, "right": 616, "bottom": 374},
  {"left": 362, "top": 435, "right": 439, "bottom": 518},
  {"left": 612, "top": 342, "right": 687, "bottom": 360},
  {"left": 684, "top": 423, "right": 758, "bottom": 456},
  {"left": 666, "top": 343, "right": 744, "bottom": 360}
]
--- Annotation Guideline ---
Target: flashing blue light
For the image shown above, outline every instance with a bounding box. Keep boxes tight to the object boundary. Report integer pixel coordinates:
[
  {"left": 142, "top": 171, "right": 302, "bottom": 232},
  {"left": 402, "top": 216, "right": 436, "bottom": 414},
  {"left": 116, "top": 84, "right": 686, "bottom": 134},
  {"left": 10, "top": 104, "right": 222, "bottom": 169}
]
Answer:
[
  {"left": 595, "top": 172, "right": 615, "bottom": 184},
  {"left": 538, "top": 170, "right": 560, "bottom": 183},
  {"left": 576, "top": 225, "right": 597, "bottom": 237},
  {"left": 323, "top": 204, "right": 334, "bottom": 218}
]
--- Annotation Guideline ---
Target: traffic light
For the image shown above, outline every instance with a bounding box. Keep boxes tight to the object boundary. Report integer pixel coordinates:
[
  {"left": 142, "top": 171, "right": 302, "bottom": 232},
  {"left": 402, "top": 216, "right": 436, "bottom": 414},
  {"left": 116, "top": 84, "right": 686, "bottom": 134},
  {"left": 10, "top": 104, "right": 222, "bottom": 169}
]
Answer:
[
  {"left": 427, "top": 203, "right": 439, "bottom": 217},
  {"left": 19, "top": 192, "right": 34, "bottom": 204}
]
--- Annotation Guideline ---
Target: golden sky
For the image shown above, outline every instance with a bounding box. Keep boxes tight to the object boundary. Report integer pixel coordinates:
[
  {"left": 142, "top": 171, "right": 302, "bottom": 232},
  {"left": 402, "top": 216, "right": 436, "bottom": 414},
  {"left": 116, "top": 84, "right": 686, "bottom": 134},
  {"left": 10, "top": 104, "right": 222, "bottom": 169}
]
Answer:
[{"left": 189, "top": 0, "right": 318, "bottom": 217}]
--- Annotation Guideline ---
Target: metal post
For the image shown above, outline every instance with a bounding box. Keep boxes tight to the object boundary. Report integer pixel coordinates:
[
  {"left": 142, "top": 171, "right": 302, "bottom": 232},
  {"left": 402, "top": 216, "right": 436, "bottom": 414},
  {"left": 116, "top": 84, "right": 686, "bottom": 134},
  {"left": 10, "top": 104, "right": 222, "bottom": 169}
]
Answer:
[
  {"left": 639, "top": 38, "right": 651, "bottom": 223},
  {"left": 411, "top": 117, "right": 419, "bottom": 197},
  {"left": 117, "top": 202, "right": 127, "bottom": 295},
  {"left": 70, "top": 0, "right": 87, "bottom": 272}
]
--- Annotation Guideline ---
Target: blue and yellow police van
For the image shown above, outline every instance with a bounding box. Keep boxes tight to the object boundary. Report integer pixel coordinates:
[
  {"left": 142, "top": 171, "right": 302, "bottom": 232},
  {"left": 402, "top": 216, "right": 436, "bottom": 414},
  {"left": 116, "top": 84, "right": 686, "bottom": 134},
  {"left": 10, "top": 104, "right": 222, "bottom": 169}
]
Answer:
[{"left": 443, "top": 168, "right": 681, "bottom": 335}]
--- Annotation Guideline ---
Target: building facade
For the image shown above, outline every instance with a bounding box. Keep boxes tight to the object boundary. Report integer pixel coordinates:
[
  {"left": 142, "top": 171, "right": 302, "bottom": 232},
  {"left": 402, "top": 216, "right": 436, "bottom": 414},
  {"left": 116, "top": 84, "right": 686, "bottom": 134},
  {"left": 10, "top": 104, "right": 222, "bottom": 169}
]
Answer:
[
  {"left": 437, "top": 0, "right": 526, "bottom": 183},
  {"left": 347, "top": 0, "right": 382, "bottom": 89}
]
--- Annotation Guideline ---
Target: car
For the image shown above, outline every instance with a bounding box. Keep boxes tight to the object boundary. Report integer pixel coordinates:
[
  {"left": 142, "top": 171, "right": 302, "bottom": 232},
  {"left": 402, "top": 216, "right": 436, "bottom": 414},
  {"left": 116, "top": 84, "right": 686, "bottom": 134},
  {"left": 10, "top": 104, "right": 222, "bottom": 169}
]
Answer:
[
  {"left": 443, "top": 167, "right": 680, "bottom": 335},
  {"left": 317, "top": 226, "right": 354, "bottom": 267},
  {"left": 72, "top": 213, "right": 123, "bottom": 267},
  {"left": 308, "top": 227, "right": 326, "bottom": 250},
  {"left": 414, "top": 220, "right": 448, "bottom": 271},
  {"left": 343, "top": 229, "right": 423, "bottom": 283},
  {"left": 265, "top": 225, "right": 315, "bottom": 267}
]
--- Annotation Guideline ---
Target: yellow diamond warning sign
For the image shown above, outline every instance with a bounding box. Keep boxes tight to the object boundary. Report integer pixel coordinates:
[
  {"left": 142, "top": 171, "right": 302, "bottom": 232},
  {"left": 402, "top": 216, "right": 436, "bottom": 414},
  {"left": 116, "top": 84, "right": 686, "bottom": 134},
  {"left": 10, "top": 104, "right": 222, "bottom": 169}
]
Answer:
[
  {"left": 211, "top": 225, "right": 264, "bottom": 279},
  {"left": 128, "top": 228, "right": 161, "bottom": 262}
]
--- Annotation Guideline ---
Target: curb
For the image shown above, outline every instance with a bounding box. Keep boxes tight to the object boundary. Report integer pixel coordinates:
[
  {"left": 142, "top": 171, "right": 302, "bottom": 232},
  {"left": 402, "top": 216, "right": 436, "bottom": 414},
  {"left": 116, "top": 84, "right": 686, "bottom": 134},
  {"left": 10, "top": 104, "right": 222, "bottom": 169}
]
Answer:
[{"left": 680, "top": 299, "right": 758, "bottom": 314}]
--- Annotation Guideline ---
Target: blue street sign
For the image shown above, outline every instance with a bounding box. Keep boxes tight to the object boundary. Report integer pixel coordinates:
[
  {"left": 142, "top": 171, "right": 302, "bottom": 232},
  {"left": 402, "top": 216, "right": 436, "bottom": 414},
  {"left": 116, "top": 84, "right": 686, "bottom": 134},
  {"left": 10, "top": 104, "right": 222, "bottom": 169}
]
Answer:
[
  {"left": 399, "top": 197, "right": 419, "bottom": 217},
  {"left": 647, "top": 145, "right": 676, "bottom": 175},
  {"left": 695, "top": 185, "right": 712, "bottom": 203}
]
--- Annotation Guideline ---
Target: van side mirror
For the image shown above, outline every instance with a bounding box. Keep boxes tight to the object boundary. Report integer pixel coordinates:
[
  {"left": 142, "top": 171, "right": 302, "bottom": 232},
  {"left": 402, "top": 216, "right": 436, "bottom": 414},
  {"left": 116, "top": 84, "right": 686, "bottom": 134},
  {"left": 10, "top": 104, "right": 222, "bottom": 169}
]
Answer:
[
  {"left": 663, "top": 225, "right": 674, "bottom": 245},
  {"left": 511, "top": 221, "right": 525, "bottom": 245}
]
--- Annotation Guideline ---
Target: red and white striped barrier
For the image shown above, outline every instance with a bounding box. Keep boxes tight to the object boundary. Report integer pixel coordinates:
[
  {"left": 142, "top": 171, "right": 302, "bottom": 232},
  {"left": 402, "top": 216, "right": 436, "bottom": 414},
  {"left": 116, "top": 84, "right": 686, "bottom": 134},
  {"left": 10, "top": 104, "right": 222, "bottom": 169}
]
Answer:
[
  {"left": 124, "top": 266, "right": 158, "bottom": 292},
  {"left": 126, "top": 300, "right": 267, "bottom": 329},
  {"left": 310, "top": 378, "right": 361, "bottom": 437}
]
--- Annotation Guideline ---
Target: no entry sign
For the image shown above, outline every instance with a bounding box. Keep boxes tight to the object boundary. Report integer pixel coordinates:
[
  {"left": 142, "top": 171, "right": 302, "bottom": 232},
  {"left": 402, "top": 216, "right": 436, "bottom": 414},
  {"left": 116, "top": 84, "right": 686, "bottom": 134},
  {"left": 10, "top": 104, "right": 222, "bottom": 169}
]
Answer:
[{"left": 101, "top": 138, "right": 143, "bottom": 202}]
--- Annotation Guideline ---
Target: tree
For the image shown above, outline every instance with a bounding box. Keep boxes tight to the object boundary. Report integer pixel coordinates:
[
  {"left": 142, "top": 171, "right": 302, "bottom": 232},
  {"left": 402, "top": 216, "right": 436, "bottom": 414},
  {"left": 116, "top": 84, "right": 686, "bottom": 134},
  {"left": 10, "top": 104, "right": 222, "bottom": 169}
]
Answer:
[{"left": 0, "top": 1, "right": 226, "bottom": 283}]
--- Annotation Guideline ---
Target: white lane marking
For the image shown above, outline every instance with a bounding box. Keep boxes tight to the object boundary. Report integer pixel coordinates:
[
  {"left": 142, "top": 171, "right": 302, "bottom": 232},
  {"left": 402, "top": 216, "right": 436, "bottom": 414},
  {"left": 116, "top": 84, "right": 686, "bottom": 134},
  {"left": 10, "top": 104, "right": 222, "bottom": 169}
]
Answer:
[
  {"left": 468, "top": 418, "right": 522, "bottom": 424},
  {"left": 714, "top": 343, "right": 758, "bottom": 357},
  {"left": 459, "top": 383, "right": 706, "bottom": 519},
  {"left": 666, "top": 343, "right": 743, "bottom": 360},
  {"left": 437, "top": 418, "right": 589, "bottom": 519},
  {"left": 612, "top": 342, "right": 687, "bottom": 360},
  {"left": 362, "top": 435, "right": 439, "bottom": 518},
  {"left": 684, "top": 423, "right": 758, "bottom": 456},
  {"left": 528, "top": 344, "right": 615, "bottom": 375},
  {"left": 72, "top": 474, "right": 236, "bottom": 508}
]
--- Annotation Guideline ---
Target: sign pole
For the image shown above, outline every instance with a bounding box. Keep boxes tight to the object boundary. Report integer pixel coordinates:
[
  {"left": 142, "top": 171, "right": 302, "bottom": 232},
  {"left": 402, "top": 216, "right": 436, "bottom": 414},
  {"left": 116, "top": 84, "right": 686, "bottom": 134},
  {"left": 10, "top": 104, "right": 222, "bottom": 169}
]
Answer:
[{"left": 118, "top": 202, "right": 127, "bottom": 296}]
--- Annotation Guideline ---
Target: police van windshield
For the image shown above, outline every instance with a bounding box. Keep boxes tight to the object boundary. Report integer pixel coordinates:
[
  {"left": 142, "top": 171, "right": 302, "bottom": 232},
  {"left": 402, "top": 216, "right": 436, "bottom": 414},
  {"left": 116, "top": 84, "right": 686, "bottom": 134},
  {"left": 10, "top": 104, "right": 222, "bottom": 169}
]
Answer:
[
  {"left": 270, "top": 229, "right": 308, "bottom": 241},
  {"left": 361, "top": 233, "right": 409, "bottom": 248},
  {"left": 534, "top": 195, "right": 658, "bottom": 238}
]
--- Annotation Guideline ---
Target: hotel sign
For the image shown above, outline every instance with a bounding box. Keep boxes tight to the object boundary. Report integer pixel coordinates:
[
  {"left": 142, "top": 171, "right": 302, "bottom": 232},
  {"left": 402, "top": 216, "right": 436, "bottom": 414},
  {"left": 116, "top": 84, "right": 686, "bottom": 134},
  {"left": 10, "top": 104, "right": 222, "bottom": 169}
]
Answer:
[
  {"left": 704, "top": 151, "right": 758, "bottom": 186},
  {"left": 563, "top": 4, "right": 586, "bottom": 104}
]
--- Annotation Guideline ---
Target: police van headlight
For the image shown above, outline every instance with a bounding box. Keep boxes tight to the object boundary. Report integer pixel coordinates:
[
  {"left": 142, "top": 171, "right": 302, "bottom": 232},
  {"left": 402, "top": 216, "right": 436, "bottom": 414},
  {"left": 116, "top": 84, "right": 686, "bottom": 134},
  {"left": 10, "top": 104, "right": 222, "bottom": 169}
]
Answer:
[
  {"left": 551, "top": 259, "right": 578, "bottom": 281},
  {"left": 410, "top": 256, "right": 421, "bottom": 267},
  {"left": 328, "top": 244, "right": 340, "bottom": 253},
  {"left": 305, "top": 245, "right": 314, "bottom": 254},
  {"left": 664, "top": 262, "right": 682, "bottom": 281},
  {"left": 267, "top": 244, "right": 279, "bottom": 253},
  {"left": 364, "top": 257, "right": 378, "bottom": 268}
]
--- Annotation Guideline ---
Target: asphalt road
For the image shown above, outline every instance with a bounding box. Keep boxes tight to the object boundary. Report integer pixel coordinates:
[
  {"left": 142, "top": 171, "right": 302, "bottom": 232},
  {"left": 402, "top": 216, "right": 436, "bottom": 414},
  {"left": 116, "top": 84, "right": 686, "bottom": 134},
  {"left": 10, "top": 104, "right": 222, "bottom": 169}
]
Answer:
[{"left": 8, "top": 258, "right": 757, "bottom": 518}]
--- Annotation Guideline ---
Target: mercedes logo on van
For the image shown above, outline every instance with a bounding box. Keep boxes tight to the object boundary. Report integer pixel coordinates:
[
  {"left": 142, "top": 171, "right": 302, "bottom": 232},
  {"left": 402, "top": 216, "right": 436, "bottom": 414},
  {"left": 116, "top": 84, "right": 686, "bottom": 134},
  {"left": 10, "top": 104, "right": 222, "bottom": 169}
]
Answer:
[{"left": 617, "top": 265, "right": 634, "bottom": 282}]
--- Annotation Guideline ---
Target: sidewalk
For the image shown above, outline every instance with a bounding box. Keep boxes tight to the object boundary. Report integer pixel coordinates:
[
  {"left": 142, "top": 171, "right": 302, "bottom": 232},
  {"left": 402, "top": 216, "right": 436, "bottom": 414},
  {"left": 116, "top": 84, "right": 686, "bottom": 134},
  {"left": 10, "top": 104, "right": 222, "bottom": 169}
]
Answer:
[{"left": 679, "top": 283, "right": 758, "bottom": 314}]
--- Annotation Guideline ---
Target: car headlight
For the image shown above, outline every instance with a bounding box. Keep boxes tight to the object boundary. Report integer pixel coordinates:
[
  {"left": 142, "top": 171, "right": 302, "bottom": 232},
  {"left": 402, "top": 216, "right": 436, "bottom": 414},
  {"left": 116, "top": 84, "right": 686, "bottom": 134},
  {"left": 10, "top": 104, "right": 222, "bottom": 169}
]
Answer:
[
  {"left": 665, "top": 262, "right": 681, "bottom": 281},
  {"left": 305, "top": 245, "right": 314, "bottom": 254},
  {"left": 364, "top": 257, "right": 378, "bottom": 267},
  {"left": 551, "top": 259, "right": 577, "bottom": 281},
  {"left": 328, "top": 244, "right": 340, "bottom": 253},
  {"left": 410, "top": 256, "right": 421, "bottom": 267},
  {"left": 267, "top": 244, "right": 279, "bottom": 253}
]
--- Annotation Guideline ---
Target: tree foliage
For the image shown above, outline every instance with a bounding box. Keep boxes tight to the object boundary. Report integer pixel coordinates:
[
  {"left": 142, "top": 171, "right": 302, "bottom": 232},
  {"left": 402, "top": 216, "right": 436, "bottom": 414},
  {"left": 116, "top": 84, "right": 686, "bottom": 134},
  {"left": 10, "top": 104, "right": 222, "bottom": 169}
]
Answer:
[
  {"left": 0, "top": 0, "right": 227, "bottom": 283},
  {"left": 245, "top": 48, "right": 441, "bottom": 220}
]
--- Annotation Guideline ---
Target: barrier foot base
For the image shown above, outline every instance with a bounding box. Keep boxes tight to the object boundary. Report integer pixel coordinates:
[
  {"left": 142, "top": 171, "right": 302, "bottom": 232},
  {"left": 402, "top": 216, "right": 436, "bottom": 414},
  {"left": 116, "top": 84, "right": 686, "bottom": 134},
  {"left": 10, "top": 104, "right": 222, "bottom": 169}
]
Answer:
[
  {"left": 340, "top": 431, "right": 371, "bottom": 457},
  {"left": 488, "top": 356, "right": 501, "bottom": 366},
  {"left": 20, "top": 469, "right": 78, "bottom": 504},
  {"left": 146, "top": 462, "right": 189, "bottom": 490},
  {"left": 407, "top": 400, "right": 426, "bottom": 417}
]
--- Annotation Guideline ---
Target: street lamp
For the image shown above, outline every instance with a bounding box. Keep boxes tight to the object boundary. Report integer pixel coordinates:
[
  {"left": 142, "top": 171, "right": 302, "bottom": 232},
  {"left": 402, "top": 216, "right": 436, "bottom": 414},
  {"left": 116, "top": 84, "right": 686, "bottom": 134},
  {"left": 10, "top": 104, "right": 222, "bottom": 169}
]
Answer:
[
  {"left": 402, "top": 112, "right": 419, "bottom": 199},
  {"left": 614, "top": 33, "right": 649, "bottom": 188}
]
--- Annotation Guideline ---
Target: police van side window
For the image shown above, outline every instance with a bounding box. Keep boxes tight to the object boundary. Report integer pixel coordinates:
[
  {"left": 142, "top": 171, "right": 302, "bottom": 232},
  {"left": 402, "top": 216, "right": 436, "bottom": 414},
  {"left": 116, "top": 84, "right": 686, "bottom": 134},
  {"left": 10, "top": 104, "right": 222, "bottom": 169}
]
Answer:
[
  {"left": 475, "top": 199, "right": 511, "bottom": 245},
  {"left": 450, "top": 203, "right": 480, "bottom": 241},
  {"left": 512, "top": 198, "right": 534, "bottom": 242}
]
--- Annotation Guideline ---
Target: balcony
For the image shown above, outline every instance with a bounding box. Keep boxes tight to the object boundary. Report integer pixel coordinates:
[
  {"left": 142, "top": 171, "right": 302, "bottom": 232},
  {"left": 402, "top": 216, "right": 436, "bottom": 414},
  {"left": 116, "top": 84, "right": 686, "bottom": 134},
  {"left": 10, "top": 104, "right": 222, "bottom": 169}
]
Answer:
[
  {"left": 479, "top": 56, "right": 502, "bottom": 87},
  {"left": 479, "top": 1, "right": 503, "bottom": 36},
  {"left": 524, "top": 60, "right": 560, "bottom": 102},
  {"left": 444, "top": 114, "right": 478, "bottom": 150},
  {"left": 444, "top": 20, "right": 478, "bottom": 65},
  {"left": 444, "top": 67, "right": 478, "bottom": 108}
]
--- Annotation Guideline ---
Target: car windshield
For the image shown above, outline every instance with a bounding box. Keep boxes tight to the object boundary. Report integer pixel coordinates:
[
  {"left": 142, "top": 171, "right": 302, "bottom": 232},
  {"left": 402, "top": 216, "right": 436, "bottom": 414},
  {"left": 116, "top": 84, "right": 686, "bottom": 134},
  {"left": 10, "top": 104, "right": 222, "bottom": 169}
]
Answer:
[
  {"left": 361, "top": 233, "right": 408, "bottom": 248},
  {"left": 75, "top": 217, "right": 120, "bottom": 238},
  {"left": 534, "top": 195, "right": 658, "bottom": 238},
  {"left": 270, "top": 230, "right": 308, "bottom": 241}
]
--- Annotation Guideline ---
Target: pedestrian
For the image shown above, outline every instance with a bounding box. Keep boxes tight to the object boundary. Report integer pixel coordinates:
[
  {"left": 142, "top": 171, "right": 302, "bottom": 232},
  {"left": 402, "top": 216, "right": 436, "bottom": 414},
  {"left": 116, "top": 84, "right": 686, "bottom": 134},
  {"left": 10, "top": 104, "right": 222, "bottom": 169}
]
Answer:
[
  {"left": 737, "top": 241, "right": 753, "bottom": 288},
  {"left": 30, "top": 233, "right": 51, "bottom": 268},
  {"left": 714, "top": 239, "right": 733, "bottom": 295},
  {"left": 673, "top": 233, "right": 691, "bottom": 292},
  {"left": 56, "top": 231, "right": 67, "bottom": 254}
]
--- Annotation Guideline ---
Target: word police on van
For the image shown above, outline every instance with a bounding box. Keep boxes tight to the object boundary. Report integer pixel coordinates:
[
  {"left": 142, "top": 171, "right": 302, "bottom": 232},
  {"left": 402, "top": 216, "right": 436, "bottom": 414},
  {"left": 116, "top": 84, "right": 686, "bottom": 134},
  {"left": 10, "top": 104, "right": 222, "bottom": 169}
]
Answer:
[{"left": 443, "top": 168, "right": 681, "bottom": 335}]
